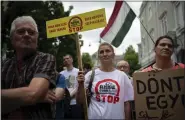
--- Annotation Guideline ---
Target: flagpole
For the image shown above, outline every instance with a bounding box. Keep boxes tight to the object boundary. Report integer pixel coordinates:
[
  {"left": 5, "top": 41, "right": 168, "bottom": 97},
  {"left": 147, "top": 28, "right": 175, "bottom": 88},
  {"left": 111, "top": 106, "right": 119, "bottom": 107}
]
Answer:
[
  {"left": 75, "top": 33, "right": 88, "bottom": 120},
  {"left": 99, "top": 37, "right": 102, "bottom": 44},
  {"left": 137, "top": 15, "right": 155, "bottom": 44},
  {"left": 125, "top": 1, "right": 155, "bottom": 44},
  {"left": 96, "top": 38, "right": 102, "bottom": 67}
]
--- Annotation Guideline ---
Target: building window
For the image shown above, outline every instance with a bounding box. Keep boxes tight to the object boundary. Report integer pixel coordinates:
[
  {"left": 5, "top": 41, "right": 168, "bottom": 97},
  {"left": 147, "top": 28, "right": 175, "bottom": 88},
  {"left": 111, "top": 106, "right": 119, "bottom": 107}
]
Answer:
[
  {"left": 174, "top": 2, "right": 184, "bottom": 29},
  {"left": 160, "top": 13, "right": 167, "bottom": 35}
]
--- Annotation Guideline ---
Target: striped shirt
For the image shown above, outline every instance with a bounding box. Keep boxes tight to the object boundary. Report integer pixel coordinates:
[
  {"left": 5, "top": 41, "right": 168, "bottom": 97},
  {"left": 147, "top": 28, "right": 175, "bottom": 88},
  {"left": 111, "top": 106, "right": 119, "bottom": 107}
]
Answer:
[{"left": 2, "top": 51, "right": 57, "bottom": 119}]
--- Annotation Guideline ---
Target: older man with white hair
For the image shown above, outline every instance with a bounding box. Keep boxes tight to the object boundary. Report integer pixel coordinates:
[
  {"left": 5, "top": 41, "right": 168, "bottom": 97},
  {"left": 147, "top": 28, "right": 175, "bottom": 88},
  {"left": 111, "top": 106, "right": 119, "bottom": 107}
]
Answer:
[
  {"left": 2, "top": 16, "right": 57, "bottom": 119},
  {"left": 116, "top": 61, "right": 135, "bottom": 120},
  {"left": 116, "top": 60, "right": 132, "bottom": 81}
]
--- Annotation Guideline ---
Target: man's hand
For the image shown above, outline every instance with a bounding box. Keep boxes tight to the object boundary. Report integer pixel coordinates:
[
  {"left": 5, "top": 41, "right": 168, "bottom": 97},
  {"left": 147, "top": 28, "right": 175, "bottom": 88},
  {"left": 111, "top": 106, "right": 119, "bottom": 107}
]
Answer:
[
  {"left": 55, "top": 88, "right": 65, "bottom": 101},
  {"left": 44, "top": 90, "right": 56, "bottom": 103}
]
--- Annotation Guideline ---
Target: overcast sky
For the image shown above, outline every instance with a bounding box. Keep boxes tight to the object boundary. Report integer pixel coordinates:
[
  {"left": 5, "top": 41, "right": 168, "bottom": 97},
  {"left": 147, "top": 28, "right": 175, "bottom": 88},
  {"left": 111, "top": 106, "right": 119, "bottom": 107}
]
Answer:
[{"left": 63, "top": 1, "right": 142, "bottom": 55}]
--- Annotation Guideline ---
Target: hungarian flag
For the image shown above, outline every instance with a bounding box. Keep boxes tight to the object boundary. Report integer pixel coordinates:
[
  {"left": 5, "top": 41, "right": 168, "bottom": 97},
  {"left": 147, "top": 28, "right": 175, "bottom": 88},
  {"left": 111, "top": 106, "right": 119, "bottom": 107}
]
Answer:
[{"left": 100, "top": 0, "right": 136, "bottom": 47}]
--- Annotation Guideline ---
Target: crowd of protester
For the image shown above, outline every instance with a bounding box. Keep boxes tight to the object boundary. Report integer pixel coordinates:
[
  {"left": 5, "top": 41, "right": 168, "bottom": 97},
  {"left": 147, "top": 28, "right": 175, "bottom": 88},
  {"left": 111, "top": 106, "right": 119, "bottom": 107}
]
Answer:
[{"left": 2, "top": 16, "right": 184, "bottom": 120}]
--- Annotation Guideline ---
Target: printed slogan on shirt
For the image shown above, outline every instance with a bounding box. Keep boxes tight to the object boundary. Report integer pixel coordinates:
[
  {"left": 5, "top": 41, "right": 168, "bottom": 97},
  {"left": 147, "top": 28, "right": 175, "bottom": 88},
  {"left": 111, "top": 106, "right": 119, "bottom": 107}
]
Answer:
[
  {"left": 46, "top": 8, "right": 107, "bottom": 38},
  {"left": 133, "top": 68, "right": 185, "bottom": 120},
  {"left": 95, "top": 79, "right": 120, "bottom": 104}
]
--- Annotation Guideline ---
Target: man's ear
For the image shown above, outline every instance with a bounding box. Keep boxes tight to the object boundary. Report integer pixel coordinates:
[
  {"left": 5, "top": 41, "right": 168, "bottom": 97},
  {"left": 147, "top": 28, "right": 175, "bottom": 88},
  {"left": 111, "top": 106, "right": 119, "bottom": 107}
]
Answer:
[{"left": 71, "top": 58, "right": 73, "bottom": 63}]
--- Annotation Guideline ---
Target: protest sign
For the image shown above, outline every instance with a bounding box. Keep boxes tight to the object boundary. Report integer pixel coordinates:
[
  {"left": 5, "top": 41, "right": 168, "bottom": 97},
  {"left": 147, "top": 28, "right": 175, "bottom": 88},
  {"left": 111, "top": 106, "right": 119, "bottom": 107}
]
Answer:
[
  {"left": 133, "top": 68, "right": 185, "bottom": 120},
  {"left": 45, "top": 8, "right": 107, "bottom": 120},
  {"left": 46, "top": 8, "right": 106, "bottom": 38}
]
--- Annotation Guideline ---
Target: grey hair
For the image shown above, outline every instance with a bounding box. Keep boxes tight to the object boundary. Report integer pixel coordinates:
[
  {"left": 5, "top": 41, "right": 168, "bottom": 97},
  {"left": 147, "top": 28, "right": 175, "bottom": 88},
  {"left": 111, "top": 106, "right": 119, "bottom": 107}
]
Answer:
[
  {"left": 10, "top": 16, "right": 38, "bottom": 37},
  {"left": 116, "top": 60, "right": 129, "bottom": 67}
]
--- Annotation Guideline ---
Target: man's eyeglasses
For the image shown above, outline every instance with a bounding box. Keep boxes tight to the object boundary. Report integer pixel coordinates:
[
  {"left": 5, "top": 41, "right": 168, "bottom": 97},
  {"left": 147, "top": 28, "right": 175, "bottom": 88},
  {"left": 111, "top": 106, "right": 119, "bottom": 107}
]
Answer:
[
  {"left": 15, "top": 28, "right": 38, "bottom": 36},
  {"left": 117, "top": 65, "right": 128, "bottom": 69}
]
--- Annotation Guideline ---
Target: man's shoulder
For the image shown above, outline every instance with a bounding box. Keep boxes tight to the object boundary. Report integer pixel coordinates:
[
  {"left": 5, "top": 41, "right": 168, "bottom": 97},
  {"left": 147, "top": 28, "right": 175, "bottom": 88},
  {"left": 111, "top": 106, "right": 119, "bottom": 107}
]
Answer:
[
  {"left": 35, "top": 51, "right": 55, "bottom": 62},
  {"left": 37, "top": 51, "right": 54, "bottom": 58},
  {"left": 2, "top": 58, "right": 13, "bottom": 62},
  {"left": 73, "top": 67, "right": 79, "bottom": 71},
  {"left": 60, "top": 70, "right": 66, "bottom": 74},
  {"left": 71, "top": 67, "right": 79, "bottom": 74},
  {"left": 58, "top": 74, "right": 65, "bottom": 81},
  {"left": 2, "top": 57, "right": 14, "bottom": 66}
]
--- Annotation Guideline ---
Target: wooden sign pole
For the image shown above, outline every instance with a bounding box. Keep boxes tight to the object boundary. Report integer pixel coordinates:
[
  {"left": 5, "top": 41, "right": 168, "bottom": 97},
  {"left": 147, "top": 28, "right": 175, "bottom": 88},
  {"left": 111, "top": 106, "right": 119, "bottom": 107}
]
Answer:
[{"left": 75, "top": 33, "right": 88, "bottom": 120}]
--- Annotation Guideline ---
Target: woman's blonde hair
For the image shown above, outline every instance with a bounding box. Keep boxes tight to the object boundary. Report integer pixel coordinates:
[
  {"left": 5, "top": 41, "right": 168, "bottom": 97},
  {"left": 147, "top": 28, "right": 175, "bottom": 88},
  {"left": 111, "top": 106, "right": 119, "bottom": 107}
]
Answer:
[
  {"left": 97, "top": 42, "right": 115, "bottom": 59},
  {"left": 98, "top": 42, "right": 114, "bottom": 54}
]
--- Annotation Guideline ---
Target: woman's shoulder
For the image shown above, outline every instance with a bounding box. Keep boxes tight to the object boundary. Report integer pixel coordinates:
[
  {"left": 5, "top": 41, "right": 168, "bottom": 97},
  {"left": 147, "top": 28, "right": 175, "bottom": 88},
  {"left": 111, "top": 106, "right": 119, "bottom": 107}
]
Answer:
[
  {"left": 141, "top": 66, "right": 153, "bottom": 72},
  {"left": 85, "top": 68, "right": 99, "bottom": 76},
  {"left": 114, "top": 69, "right": 128, "bottom": 77},
  {"left": 114, "top": 69, "right": 124, "bottom": 74},
  {"left": 176, "top": 63, "right": 185, "bottom": 68},
  {"left": 173, "top": 62, "right": 185, "bottom": 69}
]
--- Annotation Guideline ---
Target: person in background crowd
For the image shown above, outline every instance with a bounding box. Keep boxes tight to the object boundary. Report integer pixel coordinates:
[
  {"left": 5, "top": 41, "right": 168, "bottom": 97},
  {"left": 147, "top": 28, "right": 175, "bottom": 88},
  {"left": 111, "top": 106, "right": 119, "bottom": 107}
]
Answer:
[
  {"left": 116, "top": 60, "right": 135, "bottom": 120},
  {"left": 1, "top": 16, "right": 57, "bottom": 119},
  {"left": 141, "top": 35, "right": 184, "bottom": 72},
  {"left": 76, "top": 42, "right": 134, "bottom": 120},
  {"left": 83, "top": 63, "right": 92, "bottom": 75},
  {"left": 54, "top": 74, "right": 66, "bottom": 119},
  {"left": 60, "top": 54, "right": 84, "bottom": 119},
  {"left": 116, "top": 60, "right": 133, "bottom": 84}
]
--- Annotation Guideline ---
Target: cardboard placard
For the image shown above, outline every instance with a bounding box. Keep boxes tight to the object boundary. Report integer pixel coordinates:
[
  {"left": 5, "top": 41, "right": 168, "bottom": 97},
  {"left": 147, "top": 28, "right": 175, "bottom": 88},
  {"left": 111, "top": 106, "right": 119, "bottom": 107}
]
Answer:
[{"left": 133, "top": 68, "right": 185, "bottom": 120}]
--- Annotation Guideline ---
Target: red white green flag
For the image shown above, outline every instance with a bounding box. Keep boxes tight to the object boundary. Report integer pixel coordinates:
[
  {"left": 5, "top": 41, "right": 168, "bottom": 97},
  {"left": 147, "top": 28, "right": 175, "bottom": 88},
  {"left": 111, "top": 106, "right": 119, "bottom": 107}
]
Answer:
[{"left": 100, "top": 0, "right": 136, "bottom": 47}]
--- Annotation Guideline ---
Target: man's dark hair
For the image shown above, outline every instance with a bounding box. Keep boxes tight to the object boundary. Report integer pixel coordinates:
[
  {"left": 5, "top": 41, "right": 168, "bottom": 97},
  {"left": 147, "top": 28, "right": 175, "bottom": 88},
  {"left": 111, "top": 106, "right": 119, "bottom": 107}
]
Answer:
[
  {"left": 154, "top": 35, "right": 174, "bottom": 48},
  {"left": 83, "top": 63, "right": 92, "bottom": 70},
  {"left": 63, "top": 54, "right": 73, "bottom": 59}
]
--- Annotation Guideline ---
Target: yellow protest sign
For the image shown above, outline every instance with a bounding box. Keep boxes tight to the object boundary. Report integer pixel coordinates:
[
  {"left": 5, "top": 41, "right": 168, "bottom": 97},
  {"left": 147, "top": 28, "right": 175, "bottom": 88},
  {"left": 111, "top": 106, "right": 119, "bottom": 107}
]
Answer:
[
  {"left": 133, "top": 68, "right": 185, "bottom": 120},
  {"left": 46, "top": 8, "right": 107, "bottom": 38}
]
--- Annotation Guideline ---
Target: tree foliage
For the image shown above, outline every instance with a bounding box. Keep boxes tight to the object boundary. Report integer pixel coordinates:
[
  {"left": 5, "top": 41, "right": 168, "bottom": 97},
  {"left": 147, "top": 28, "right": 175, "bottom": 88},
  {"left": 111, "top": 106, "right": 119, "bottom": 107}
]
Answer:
[
  {"left": 124, "top": 45, "right": 141, "bottom": 76},
  {"left": 1, "top": 1, "right": 77, "bottom": 72},
  {"left": 82, "top": 52, "right": 93, "bottom": 69}
]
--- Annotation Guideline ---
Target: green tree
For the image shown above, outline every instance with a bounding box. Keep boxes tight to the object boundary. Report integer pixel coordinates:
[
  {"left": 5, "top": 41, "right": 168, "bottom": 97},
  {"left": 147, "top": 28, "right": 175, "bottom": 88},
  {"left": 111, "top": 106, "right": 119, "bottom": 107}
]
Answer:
[
  {"left": 82, "top": 52, "right": 93, "bottom": 69},
  {"left": 1, "top": 1, "right": 77, "bottom": 71},
  {"left": 124, "top": 45, "right": 141, "bottom": 76}
]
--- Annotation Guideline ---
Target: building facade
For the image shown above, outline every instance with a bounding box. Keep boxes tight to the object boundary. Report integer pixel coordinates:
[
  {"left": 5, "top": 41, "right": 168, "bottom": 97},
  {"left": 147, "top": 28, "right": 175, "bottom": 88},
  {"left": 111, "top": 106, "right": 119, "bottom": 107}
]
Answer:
[{"left": 138, "top": 1, "right": 185, "bottom": 68}]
